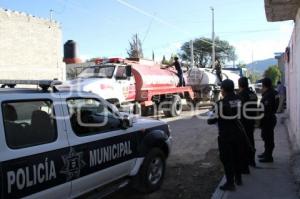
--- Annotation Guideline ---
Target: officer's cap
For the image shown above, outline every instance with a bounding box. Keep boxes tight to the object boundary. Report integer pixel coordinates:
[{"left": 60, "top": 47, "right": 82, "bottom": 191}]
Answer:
[
  {"left": 221, "top": 79, "right": 234, "bottom": 93},
  {"left": 238, "top": 77, "right": 249, "bottom": 88},
  {"left": 262, "top": 77, "right": 273, "bottom": 88}
]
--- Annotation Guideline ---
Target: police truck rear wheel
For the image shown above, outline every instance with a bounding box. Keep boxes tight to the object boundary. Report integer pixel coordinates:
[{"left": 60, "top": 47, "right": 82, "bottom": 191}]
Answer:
[
  {"left": 136, "top": 148, "right": 166, "bottom": 193},
  {"left": 163, "top": 95, "right": 182, "bottom": 117}
]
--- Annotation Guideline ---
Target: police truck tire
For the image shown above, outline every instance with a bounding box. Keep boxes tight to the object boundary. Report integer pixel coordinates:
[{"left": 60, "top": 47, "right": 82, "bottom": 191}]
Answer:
[
  {"left": 163, "top": 95, "right": 182, "bottom": 117},
  {"left": 136, "top": 148, "right": 166, "bottom": 193}
]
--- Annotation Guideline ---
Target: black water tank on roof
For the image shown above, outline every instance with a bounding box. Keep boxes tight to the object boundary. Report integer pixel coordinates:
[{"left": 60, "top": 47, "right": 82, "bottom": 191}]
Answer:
[{"left": 64, "top": 40, "right": 77, "bottom": 59}]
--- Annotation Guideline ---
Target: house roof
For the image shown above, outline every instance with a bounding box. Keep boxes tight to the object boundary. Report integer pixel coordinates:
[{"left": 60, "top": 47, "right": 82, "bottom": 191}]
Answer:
[{"left": 265, "top": 0, "right": 300, "bottom": 21}]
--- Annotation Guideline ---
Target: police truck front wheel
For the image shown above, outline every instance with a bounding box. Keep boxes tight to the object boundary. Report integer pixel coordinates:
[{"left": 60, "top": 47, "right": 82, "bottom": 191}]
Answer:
[{"left": 136, "top": 148, "right": 166, "bottom": 193}]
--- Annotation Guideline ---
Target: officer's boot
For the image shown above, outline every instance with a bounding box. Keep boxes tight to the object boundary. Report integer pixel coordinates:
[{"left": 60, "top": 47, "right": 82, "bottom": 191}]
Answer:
[
  {"left": 220, "top": 175, "right": 235, "bottom": 191},
  {"left": 219, "top": 182, "right": 236, "bottom": 191},
  {"left": 249, "top": 159, "right": 256, "bottom": 167},
  {"left": 257, "top": 152, "right": 265, "bottom": 159},
  {"left": 259, "top": 148, "right": 274, "bottom": 163},
  {"left": 235, "top": 174, "right": 243, "bottom": 186}
]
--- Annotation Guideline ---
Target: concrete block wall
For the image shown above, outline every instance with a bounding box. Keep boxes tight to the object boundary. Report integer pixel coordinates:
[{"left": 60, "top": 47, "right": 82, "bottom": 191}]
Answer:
[{"left": 0, "top": 8, "right": 66, "bottom": 80}]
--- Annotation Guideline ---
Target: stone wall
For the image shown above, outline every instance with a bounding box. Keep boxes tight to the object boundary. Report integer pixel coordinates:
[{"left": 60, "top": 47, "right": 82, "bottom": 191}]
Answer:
[{"left": 0, "top": 8, "right": 66, "bottom": 80}]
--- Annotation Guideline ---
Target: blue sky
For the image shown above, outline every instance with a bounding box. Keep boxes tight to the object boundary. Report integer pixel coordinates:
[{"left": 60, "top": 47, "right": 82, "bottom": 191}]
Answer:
[{"left": 0, "top": 0, "right": 294, "bottom": 63}]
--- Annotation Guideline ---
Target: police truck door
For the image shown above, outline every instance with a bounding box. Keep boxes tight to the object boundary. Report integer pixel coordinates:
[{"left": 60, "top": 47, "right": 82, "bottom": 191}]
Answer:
[
  {"left": 0, "top": 93, "right": 71, "bottom": 199},
  {"left": 61, "top": 93, "right": 137, "bottom": 198}
]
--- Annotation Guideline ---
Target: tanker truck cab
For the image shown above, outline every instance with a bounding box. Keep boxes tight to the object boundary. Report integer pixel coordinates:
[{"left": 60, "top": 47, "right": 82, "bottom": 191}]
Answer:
[
  {"left": 63, "top": 59, "right": 136, "bottom": 108},
  {"left": 0, "top": 80, "right": 172, "bottom": 198}
]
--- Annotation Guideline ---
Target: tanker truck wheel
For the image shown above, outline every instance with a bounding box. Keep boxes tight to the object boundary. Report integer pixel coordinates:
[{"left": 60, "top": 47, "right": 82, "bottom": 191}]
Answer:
[
  {"left": 163, "top": 95, "right": 182, "bottom": 117},
  {"left": 141, "top": 106, "right": 154, "bottom": 116},
  {"left": 133, "top": 103, "right": 142, "bottom": 115}
]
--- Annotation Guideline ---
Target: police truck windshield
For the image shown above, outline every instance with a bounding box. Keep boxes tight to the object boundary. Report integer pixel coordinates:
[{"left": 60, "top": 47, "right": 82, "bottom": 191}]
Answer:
[{"left": 78, "top": 65, "right": 115, "bottom": 78}]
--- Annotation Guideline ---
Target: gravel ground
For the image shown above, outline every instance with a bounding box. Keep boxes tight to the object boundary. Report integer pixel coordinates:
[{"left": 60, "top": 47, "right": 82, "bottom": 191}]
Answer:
[
  {"left": 107, "top": 109, "right": 224, "bottom": 199},
  {"left": 108, "top": 149, "right": 223, "bottom": 199}
]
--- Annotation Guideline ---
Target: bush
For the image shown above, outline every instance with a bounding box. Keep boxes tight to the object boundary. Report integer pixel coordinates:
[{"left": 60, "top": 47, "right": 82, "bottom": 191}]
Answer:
[{"left": 263, "top": 65, "right": 281, "bottom": 86}]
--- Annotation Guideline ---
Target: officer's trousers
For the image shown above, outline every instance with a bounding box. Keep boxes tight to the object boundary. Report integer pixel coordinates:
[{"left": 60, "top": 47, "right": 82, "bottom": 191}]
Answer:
[
  {"left": 177, "top": 73, "right": 185, "bottom": 87},
  {"left": 245, "top": 123, "right": 256, "bottom": 165},
  {"left": 218, "top": 136, "right": 242, "bottom": 184},
  {"left": 261, "top": 118, "right": 277, "bottom": 158}
]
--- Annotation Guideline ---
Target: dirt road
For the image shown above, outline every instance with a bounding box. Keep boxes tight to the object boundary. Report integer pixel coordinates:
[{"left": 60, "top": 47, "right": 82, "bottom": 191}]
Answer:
[{"left": 108, "top": 109, "right": 223, "bottom": 199}]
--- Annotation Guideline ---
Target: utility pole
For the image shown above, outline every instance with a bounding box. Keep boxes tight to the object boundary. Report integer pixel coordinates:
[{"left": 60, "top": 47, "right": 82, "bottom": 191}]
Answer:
[
  {"left": 152, "top": 50, "right": 155, "bottom": 61},
  {"left": 49, "top": 9, "right": 54, "bottom": 21},
  {"left": 136, "top": 33, "right": 139, "bottom": 58},
  {"left": 211, "top": 7, "right": 215, "bottom": 69},
  {"left": 190, "top": 40, "right": 194, "bottom": 68},
  {"left": 252, "top": 47, "right": 254, "bottom": 73}
]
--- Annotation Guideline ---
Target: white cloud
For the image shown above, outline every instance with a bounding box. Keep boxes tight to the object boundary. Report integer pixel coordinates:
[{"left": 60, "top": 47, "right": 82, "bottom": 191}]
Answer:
[
  {"left": 233, "top": 37, "right": 289, "bottom": 63},
  {"left": 279, "top": 22, "right": 294, "bottom": 35},
  {"left": 152, "top": 41, "right": 183, "bottom": 61},
  {"left": 233, "top": 22, "right": 294, "bottom": 63}
]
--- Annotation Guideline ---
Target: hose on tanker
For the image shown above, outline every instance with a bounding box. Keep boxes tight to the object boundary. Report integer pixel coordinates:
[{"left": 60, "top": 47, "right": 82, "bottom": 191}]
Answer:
[{"left": 161, "top": 66, "right": 181, "bottom": 78}]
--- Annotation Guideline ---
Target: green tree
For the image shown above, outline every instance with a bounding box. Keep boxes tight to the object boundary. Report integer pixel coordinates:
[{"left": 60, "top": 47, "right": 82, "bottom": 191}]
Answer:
[
  {"left": 179, "top": 37, "right": 237, "bottom": 67},
  {"left": 264, "top": 65, "right": 281, "bottom": 85},
  {"left": 161, "top": 55, "right": 168, "bottom": 65},
  {"left": 127, "top": 33, "right": 143, "bottom": 58},
  {"left": 237, "top": 62, "right": 247, "bottom": 68},
  {"left": 248, "top": 72, "right": 261, "bottom": 83}
]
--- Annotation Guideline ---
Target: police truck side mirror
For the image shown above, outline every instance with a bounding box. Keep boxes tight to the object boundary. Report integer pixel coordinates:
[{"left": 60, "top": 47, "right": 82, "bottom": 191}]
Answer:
[
  {"left": 126, "top": 65, "right": 132, "bottom": 77},
  {"left": 119, "top": 114, "right": 133, "bottom": 129}
]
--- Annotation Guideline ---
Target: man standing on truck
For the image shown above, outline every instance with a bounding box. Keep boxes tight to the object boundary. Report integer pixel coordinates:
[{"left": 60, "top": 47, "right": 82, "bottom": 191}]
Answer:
[
  {"left": 212, "top": 59, "right": 223, "bottom": 83},
  {"left": 168, "top": 57, "right": 185, "bottom": 87}
]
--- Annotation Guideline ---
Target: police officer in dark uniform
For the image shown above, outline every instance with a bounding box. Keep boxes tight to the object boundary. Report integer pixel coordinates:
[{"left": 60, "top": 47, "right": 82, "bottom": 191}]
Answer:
[
  {"left": 170, "top": 57, "right": 185, "bottom": 87},
  {"left": 238, "top": 77, "right": 258, "bottom": 169},
  {"left": 258, "top": 77, "right": 279, "bottom": 163},
  {"left": 208, "top": 79, "right": 243, "bottom": 191}
]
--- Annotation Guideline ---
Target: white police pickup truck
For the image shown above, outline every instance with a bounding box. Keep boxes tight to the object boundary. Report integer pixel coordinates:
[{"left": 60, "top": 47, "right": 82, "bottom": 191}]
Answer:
[{"left": 0, "top": 80, "right": 172, "bottom": 199}]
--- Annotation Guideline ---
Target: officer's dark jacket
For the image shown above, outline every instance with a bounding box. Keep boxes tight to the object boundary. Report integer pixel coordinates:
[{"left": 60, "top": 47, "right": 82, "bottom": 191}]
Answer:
[
  {"left": 260, "top": 88, "right": 279, "bottom": 123},
  {"left": 208, "top": 93, "right": 242, "bottom": 138},
  {"left": 238, "top": 88, "right": 258, "bottom": 126}
]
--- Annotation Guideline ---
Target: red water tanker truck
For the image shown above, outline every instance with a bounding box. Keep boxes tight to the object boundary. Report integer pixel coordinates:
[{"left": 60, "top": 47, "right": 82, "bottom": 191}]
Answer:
[
  {"left": 61, "top": 58, "right": 197, "bottom": 117},
  {"left": 61, "top": 57, "right": 242, "bottom": 117}
]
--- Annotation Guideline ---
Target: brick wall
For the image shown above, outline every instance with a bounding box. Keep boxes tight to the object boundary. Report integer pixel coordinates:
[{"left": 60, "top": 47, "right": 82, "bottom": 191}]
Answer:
[{"left": 0, "top": 8, "right": 66, "bottom": 80}]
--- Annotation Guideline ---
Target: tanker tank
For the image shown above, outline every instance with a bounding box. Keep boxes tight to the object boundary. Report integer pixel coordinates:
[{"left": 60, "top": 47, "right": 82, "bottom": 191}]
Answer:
[
  {"left": 186, "top": 67, "right": 241, "bottom": 100},
  {"left": 132, "top": 65, "right": 179, "bottom": 88},
  {"left": 131, "top": 64, "right": 180, "bottom": 100}
]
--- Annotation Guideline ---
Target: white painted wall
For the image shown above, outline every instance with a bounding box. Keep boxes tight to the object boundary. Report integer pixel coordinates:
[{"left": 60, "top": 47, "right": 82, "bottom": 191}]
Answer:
[{"left": 286, "top": 8, "right": 300, "bottom": 151}]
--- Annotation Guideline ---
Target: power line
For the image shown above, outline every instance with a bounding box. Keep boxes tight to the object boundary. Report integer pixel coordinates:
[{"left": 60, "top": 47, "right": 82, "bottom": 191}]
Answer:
[
  {"left": 115, "top": 0, "right": 191, "bottom": 37},
  {"left": 115, "top": 0, "right": 225, "bottom": 50},
  {"left": 218, "top": 28, "right": 280, "bottom": 34},
  {"left": 142, "top": 14, "right": 155, "bottom": 44}
]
